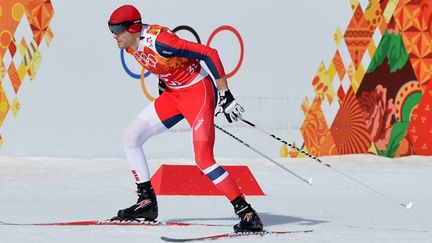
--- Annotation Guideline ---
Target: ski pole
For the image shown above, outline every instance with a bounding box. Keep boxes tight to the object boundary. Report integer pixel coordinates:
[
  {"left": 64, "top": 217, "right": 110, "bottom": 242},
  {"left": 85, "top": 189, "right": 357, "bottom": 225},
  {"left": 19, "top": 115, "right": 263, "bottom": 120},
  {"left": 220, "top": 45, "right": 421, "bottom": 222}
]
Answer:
[
  {"left": 239, "top": 118, "right": 323, "bottom": 163},
  {"left": 214, "top": 124, "right": 313, "bottom": 186},
  {"left": 239, "top": 118, "right": 413, "bottom": 210}
]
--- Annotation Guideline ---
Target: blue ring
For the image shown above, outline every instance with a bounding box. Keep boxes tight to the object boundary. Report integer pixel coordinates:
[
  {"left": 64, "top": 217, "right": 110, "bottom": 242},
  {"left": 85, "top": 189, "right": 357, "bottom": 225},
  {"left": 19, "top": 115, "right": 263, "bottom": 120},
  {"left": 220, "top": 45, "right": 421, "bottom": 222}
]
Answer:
[{"left": 120, "top": 49, "right": 151, "bottom": 79}]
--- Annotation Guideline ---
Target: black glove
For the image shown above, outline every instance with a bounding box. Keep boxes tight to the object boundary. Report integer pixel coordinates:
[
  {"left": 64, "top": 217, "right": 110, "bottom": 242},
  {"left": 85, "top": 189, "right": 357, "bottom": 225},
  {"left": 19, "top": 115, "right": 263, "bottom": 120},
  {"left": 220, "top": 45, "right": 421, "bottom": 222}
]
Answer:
[
  {"left": 158, "top": 80, "right": 167, "bottom": 95},
  {"left": 216, "top": 89, "right": 244, "bottom": 123}
]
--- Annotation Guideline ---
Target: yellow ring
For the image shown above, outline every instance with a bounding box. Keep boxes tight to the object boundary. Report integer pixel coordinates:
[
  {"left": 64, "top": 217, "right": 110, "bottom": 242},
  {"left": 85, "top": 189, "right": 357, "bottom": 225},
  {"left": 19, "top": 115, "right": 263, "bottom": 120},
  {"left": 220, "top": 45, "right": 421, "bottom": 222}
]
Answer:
[
  {"left": 140, "top": 68, "right": 155, "bottom": 101},
  {"left": 12, "top": 3, "right": 25, "bottom": 22},
  {"left": 0, "top": 30, "right": 12, "bottom": 48}
]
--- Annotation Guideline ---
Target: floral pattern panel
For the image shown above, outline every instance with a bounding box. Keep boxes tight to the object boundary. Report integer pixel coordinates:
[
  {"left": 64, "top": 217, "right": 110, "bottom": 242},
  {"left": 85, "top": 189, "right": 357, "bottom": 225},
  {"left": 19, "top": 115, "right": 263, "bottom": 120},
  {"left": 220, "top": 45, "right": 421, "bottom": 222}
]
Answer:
[
  {"left": 355, "top": 19, "right": 420, "bottom": 157},
  {"left": 298, "top": 0, "right": 432, "bottom": 158}
]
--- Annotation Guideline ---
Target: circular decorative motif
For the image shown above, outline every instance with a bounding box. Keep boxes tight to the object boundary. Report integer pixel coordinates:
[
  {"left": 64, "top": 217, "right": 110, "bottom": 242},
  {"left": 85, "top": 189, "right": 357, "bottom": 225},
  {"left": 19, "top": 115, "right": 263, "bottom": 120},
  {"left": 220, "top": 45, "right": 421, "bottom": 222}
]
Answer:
[
  {"left": 394, "top": 80, "right": 422, "bottom": 122},
  {"left": 11, "top": 3, "right": 25, "bottom": 22},
  {"left": 0, "top": 30, "right": 12, "bottom": 49}
]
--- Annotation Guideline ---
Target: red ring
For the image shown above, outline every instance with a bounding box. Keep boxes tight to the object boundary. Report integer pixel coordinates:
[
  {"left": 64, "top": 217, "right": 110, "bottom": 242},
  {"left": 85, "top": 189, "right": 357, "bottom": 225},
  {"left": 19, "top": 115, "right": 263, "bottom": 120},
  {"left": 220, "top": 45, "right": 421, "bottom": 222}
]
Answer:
[{"left": 206, "top": 25, "right": 244, "bottom": 79}]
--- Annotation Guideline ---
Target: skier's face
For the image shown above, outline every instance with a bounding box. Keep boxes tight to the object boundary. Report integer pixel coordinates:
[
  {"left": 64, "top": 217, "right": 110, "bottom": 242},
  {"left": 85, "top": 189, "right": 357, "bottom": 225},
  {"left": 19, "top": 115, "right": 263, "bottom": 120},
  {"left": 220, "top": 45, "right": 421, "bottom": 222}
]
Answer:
[{"left": 112, "top": 31, "right": 136, "bottom": 49}]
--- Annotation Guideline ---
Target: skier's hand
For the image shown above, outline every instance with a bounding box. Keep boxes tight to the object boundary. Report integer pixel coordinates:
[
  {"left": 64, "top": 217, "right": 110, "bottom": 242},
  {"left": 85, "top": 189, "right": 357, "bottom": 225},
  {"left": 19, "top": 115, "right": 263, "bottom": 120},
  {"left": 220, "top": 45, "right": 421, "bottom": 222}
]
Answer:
[{"left": 215, "top": 89, "right": 244, "bottom": 123}]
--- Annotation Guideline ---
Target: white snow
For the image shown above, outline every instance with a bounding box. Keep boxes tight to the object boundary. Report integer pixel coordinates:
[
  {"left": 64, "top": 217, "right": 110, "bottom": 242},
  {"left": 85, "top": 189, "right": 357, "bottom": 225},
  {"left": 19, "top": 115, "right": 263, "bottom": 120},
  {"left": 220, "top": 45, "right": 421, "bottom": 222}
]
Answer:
[{"left": 0, "top": 155, "right": 431, "bottom": 243}]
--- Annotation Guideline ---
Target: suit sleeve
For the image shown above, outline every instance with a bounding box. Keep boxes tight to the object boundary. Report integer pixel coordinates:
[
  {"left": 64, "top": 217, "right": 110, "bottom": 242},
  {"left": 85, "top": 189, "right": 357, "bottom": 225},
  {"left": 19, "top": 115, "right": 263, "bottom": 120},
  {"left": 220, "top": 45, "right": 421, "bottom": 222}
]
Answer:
[{"left": 155, "top": 30, "right": 226, "bottom": 79}]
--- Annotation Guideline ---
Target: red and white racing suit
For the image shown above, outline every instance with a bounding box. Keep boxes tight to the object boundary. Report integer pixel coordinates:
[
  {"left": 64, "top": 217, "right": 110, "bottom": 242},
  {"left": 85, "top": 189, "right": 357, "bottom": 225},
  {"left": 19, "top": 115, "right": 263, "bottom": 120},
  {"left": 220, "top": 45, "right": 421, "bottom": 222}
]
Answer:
[{"left": 122, "top": 24, "right": 241, "bottom": 201}]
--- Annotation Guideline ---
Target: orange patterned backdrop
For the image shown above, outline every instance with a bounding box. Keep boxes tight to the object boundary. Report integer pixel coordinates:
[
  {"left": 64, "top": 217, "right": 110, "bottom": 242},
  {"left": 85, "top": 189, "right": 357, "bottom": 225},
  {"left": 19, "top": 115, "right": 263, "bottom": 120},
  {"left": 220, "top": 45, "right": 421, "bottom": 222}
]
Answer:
[
  {"left": 0, "top": 0, "right": 54, "bottom": 148},
  {"left": 292, "top": 0, "right": 432, "bottom": 158}
]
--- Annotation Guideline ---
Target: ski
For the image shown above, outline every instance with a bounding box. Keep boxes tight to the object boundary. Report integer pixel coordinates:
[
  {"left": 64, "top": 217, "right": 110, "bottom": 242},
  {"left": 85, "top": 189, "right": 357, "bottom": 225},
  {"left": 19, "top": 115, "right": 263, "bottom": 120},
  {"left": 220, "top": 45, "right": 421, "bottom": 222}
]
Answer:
[
  {"left": 160, "top": 229, "right": 313, "bottom": 242},
  {"left": 0, "top": 219, "right": 221, "bottom": 227}
]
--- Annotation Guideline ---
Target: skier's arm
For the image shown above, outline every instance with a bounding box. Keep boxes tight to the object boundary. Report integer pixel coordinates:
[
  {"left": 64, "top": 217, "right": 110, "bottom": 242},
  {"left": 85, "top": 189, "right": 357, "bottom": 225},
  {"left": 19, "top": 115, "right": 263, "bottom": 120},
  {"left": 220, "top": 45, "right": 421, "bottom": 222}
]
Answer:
[{"left": 155, "top": 30, "right": 226, "bottom": 80}]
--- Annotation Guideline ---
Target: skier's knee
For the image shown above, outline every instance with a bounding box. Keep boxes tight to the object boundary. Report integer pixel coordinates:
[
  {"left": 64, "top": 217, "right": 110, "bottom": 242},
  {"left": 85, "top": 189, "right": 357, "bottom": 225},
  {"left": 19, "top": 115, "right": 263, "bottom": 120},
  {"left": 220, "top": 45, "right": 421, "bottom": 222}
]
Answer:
[
  {"left": 193, "top": 140, "right": 216, "bottom": 169},
  {"left": 123, "top": 127, "right": 149, "bottom": 149}
]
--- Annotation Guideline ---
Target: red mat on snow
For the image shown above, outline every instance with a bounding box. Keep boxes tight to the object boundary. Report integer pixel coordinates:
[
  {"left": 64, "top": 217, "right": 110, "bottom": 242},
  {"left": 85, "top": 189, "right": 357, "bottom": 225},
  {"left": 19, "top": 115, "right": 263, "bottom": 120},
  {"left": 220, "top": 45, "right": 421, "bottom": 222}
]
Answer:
[{"left": 151, "top": 164, "right": 264, "bottom": 196}]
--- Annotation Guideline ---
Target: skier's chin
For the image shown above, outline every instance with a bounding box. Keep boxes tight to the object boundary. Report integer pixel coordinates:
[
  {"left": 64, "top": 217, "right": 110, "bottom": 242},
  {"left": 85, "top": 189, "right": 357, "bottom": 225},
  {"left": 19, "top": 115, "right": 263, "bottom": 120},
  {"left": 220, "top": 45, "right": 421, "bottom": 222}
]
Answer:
[{"left": 117, "top": 42, "right": 126, "bottom": 49}]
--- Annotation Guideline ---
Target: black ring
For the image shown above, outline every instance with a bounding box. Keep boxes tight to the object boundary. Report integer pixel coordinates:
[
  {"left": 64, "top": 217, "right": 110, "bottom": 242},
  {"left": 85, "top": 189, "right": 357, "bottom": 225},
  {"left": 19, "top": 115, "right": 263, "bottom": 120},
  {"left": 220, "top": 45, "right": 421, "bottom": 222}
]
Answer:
[{"left": 172, "top": 25, "right": 201, "bottom": 44}]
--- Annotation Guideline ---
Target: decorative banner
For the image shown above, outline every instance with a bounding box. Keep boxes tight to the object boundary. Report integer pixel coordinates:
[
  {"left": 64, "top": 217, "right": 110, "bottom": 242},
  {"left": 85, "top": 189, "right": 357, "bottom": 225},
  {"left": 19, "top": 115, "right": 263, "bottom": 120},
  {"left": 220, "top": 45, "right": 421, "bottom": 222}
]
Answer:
[
  {"left": 330, "top": 87, "right": 372, "bottom": 155},
  {"left": 0, "top": 0, "right": 54, "bottom": 149},
  {"left": 297, "top": 0, "right": 432, "bottom": 158},
  {"left": 300, "top": 95, "right": 337, "bottom": 156},
  {"left": 393, "top": 0, "right": 432, "bottom": 155},
  {"left": 356, "top": 19, "right": 418, "bottom": 157}
]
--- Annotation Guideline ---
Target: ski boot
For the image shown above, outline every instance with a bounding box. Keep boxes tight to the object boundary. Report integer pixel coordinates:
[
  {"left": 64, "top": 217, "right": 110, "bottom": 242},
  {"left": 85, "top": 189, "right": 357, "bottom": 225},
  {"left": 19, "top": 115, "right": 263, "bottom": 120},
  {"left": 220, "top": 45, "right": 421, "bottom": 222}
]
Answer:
[
  {"left": 111, "top": 181, "right": 158, "bottom": 221},
  {"left": 232, "top": 196, "right": 263, "bottom": 232}
]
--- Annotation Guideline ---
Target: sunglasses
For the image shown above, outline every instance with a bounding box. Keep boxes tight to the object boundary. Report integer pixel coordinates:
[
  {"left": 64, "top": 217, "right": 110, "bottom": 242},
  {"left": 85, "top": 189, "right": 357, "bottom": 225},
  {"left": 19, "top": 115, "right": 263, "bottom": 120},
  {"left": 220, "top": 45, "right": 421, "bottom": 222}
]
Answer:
[{"left": 108, "top": 19, "right": 141, "bottom": 35}]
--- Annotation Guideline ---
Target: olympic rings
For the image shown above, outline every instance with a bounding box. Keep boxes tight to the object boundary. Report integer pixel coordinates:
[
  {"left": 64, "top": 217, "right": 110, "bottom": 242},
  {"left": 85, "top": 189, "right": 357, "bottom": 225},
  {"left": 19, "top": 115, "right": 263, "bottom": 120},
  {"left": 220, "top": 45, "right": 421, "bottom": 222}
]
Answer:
[
  {"left": 206, "top": 25, "right": 244, "bottom": 79},
  {"left": 120, "top": 49, "right": 151, "bottom": 79},
  {"left": 119, "top": 25, "right": 244, "bottom": 100},
  {"left": 172, "top": 25, "right": 202, "bottom": 44},
  {"left": 140, "top": 67, "right": 155, "bottom": 101}
]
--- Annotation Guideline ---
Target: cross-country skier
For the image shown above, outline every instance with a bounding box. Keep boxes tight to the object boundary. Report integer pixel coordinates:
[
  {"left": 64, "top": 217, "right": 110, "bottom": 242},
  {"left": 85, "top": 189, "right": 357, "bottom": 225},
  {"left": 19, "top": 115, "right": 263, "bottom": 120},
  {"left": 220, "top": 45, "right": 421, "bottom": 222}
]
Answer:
[{"left": 108, "top": 5, "right": 263, "bottom": 232}]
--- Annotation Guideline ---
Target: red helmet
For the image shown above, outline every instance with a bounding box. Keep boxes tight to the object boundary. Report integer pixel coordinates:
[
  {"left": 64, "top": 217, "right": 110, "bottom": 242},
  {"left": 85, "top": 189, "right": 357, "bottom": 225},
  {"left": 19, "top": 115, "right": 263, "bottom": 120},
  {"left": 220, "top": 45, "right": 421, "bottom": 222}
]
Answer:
[{"left": 108, "top": 5, "right": 142, "bottom": 34}]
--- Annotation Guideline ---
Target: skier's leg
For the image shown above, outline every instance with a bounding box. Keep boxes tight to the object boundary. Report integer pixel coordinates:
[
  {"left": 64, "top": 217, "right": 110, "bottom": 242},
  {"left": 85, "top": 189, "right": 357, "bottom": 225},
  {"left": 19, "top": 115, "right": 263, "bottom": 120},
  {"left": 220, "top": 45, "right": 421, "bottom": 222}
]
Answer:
[
  {"left": 116, "top": 93, "right": 183, "bottom": 220},
  {"left": 179, "top": 78, "right": 264, "bottom": 232},
  {"left": 178, "top": 78, "right": 242, "bottom": 201}
]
